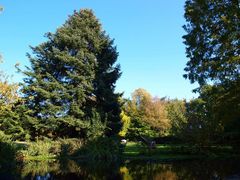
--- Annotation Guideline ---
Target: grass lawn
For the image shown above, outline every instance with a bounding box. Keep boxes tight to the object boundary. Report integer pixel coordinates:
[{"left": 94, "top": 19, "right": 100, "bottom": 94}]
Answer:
[{"left": 122, "top": 141, "right": 238, "bottom": 161}]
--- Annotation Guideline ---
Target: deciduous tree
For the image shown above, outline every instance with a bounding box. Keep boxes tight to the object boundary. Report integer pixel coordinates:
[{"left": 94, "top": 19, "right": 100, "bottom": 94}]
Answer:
[
  {"left": 183, "top": 0, "right": 240, "bottom": 145},
  {"left": 126, "top": 89, "right": 170, "bottom": 138},
  {"left": 183, "top": 0, "right": 240, "bottom": 86},
  {"left": 166, "top": 99, "right": 187, "bottom": 136}
]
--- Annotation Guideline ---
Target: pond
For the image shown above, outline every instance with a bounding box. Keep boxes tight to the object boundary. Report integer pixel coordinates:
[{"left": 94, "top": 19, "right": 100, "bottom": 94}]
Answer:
[{"left": 1, "top": 159, "right": 240, "bottom": 179}]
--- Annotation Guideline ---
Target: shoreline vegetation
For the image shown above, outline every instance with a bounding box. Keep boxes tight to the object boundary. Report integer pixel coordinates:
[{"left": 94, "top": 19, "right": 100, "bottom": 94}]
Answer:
[{"left": 1, "top": 139, "right": 239, "bottom": 167}]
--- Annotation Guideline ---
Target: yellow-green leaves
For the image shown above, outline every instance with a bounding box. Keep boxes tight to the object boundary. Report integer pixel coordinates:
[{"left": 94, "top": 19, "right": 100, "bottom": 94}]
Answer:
[{"left": 119, "top": 111, "right": 131, "bottom": 137}]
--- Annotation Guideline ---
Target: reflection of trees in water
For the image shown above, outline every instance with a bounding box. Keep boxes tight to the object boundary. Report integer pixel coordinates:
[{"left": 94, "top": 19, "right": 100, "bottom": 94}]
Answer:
[
  {"left": 171, "top": 160, "right": 240, "bottom": 180},
  {"left": 20, "top": 159, "right": 122, "bottom": 179},
  {"left": 154, "top": 170, "right": 177, "bottom": 180},
  {"left": 58, "top": 159, "right": 122, "bottom": 179},
  {"left": 20, "top": 161, "right": 60, "bottom": 179},
  {"left": 120, "top": 163, "right": 178, "bottom": 180},
  {"left": 16, "top": 159, "right": 240, "bottom": 179},
  {"left": 124, "top": 160, "right": 240, "bottom": 180},
  {"left": 124, "top": 162, "right": 177, "bottom": 180}
]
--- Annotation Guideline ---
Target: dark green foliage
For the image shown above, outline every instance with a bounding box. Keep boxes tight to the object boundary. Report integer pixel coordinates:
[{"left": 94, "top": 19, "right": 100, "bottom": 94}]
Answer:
[
  {"left": 0, "top": 107, "right": 24, "bottom": 140},
  {"left": 0, "top": 69, "right": 24, "bottom": 140},
  {"left": 78, "top": 136, "right": 121, "bottom": 161},
  {"left": 0, "top": 68, "right": 31, "bottom": 140},
  {"left": 176, "top": 83, "right": 239, "bottom": 145},
  {"left": 183, "top": 98, "right": 211, "bottom": 145},
  {"left": 127, "top": 116, "right": 158, "bottom": 140},
  {"left": 93, "top": 36, "right": 122, "bottom": 136},
  {"left": 199, "top": 83, "right": 240, "bottom": 146},
  {"left": 166, "top": 99, "right": 187, "bottom": 136},
  {"left": 183, "top": 0, "right": 240, "bottom": 86},
  {"left": 0, "top": 102, "right": 34, "bottom": 141},
  {"left": 86, "top": 110, "right": 106, "bottom": 139},
  {"left": 0, "top": 131, "right": 19, "bottom": 167},
  {"left": 21, "top": 9, "right": 121, "bottom": 139},
  {"left": 17, "top": 138, "right": 84, "bottom": 161},
  {"left": 183, "top": 0, "right": 240, "bottom": 146}
]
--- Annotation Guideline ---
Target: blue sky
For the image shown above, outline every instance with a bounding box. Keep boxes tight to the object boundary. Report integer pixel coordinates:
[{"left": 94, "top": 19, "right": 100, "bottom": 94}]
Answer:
[{"left": 0, "top": 0, "right": 198, "bottom": 100}]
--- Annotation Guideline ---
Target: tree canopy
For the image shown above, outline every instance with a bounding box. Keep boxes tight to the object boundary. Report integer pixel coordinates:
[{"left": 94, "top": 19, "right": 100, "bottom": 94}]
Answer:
[
  {"left": 183, "top": 0, "right": 240, "bottom": 86},
  {"left": 124, "top": 89, "right": 170, "bottom": 139},
  {"left": 22, "top": 9, "right": 121, "bottom": 139},
  {"left": 183, "top": 0, "right": 240, "bottom": 146}
]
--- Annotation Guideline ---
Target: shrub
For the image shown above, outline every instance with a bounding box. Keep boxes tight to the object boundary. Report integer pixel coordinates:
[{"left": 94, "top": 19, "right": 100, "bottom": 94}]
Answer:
[
  {"left": 0, "top": 131, "right": 18, "bottom": 165},
  {"left": 77, "top": 136, "right": 120, "bottom": 161},
  {"left": 20, "top": 138, "right": 84, "bottom": 160},
  {"left": 59, "top": 138, "right": 83, "bottom": 157}
]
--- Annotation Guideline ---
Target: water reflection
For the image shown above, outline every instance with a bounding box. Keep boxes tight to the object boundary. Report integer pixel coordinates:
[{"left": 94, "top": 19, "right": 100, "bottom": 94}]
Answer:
[
  {"left": 124, "top": 160, "right": 240, "bottom": 180},
  {"left": 1, "top": 159, "right": 240, "bottom": 179}
]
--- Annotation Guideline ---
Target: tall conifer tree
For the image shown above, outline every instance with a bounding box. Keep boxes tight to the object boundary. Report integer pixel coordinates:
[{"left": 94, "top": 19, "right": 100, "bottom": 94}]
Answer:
[
  {"left": 94, "top": 35, "right": 122, "bottom": 136},
  {"left": 22, "top": 9, "right": 121, "bottom": 138}
]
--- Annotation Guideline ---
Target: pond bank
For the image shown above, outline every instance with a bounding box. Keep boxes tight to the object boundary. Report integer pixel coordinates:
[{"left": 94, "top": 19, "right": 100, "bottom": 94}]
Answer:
[
  {"left": 17, "top": 141, "right": 240, "bottom": 162},
  {"left": 1, "top": 140, "right": 240, "bottom": 163}
]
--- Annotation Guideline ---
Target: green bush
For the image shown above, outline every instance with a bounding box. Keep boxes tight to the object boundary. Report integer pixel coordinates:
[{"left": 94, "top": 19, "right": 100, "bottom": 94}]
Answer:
[
  {"left": 78, "top": 136, "right": 120, "bottom": 161},
  {"left": 20, "top": 138, "right": 84, "bottom": 160},
  {"left": 59, "top": 138, "right": 83, "bottom": 157},
  {"left": 0, "top": 131, "right": 18, "bottom": 165}
]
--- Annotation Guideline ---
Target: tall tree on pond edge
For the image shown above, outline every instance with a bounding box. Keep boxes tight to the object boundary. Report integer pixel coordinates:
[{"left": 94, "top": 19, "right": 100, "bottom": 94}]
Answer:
[
  {"left": 21, "top": 9, "right": 122, "bottom": 139},
  {"left": 183, "top": 0, "right": 240, "bottom": 87},
  {"left": 183, "top": 0, "right": 240, "bottom": 144}
]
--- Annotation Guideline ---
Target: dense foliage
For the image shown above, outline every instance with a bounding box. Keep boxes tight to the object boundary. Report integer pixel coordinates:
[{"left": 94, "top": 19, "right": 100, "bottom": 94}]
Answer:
[
  {"left": 20, "top": 9, "right": 121, "bottom": 139},
  {"left": 0, "top": 60, "right": 29, "bottom": 140},
  {"left": 0, "top": 2, "right": 239, "bottom": 162},
  {"left": 122, "top": 89, "right": 171, "bottom": 139},
  {"left": 183, "top": 0, "right": 240, "bottom": 146},
  {"left": 183, "top": 0, "right": 240, "bottom": 86},
  {"left": 166, "top": 99, "right": 187, "bottom": 137}
]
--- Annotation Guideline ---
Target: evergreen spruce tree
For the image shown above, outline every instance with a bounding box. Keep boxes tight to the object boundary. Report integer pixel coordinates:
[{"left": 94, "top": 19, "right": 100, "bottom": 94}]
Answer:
[
  {"left": 0, "top": 69, "right": 23, "bottom": 140},
  {"left": 94, "top": 35, "right": 122, "bottom": 136},
  {"left": 22, "top": 9, "right": 121, "bottom": 138}
]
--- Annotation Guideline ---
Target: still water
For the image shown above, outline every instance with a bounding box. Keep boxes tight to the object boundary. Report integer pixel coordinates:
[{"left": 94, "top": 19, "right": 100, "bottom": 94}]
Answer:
[{"left": 1, "top": 159, "right": 240, "bottom": 180}]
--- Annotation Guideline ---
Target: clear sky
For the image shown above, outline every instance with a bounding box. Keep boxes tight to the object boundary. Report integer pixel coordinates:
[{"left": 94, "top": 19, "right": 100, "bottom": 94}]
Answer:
[{"left": 0, "top": 0, "right": 198, "bottom": 100}]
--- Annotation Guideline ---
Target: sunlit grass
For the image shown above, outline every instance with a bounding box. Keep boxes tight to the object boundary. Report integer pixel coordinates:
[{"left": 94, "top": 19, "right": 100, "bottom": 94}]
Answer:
[{"left": 123, "top": 141, "right": 237, "bottom": 160}]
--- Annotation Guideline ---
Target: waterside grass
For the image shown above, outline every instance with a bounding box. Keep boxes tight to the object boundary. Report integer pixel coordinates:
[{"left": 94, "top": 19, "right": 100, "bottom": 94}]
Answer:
[
  {"left": 122, "top": 142, "right": 240, "bottom": 161},
  {"left": 1, "top": 139, "right": 239, "bottom": 164}
]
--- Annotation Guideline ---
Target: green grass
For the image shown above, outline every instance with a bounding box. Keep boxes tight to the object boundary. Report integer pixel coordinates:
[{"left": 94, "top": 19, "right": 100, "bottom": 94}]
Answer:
[
  {"left": 123, "top": 142, "right": 142, "bottom": 156},
  {"left": 123, "top": 142, "right": 183, "bottom": 156},
  {"left": 123, "top": 142, "right": 193, "bottom": 160},
  {"left": 122, "top": 141, "right": 239, "bottom": 161}
]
